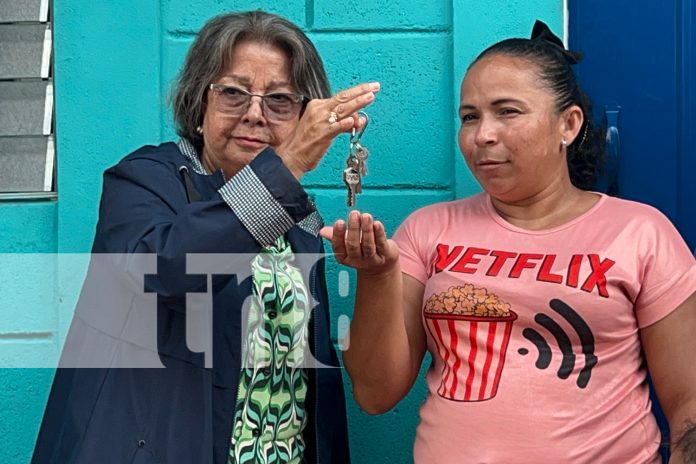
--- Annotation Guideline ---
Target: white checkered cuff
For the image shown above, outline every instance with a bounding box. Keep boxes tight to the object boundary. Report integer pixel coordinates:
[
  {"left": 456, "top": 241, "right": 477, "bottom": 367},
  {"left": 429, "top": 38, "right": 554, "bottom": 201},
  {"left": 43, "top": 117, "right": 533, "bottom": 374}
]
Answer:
[
  {"left": 297, "top": 211, "right": 324, "bottom": 235},
  {"left": 219, "top": 166, "right": 295, "bottom": 246}
]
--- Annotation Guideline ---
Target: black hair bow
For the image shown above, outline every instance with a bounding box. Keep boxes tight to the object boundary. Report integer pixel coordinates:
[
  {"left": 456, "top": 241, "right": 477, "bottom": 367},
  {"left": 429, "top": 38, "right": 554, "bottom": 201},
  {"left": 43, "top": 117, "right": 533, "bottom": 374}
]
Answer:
[{"left": 531, "top": 20, "right": 581, "bottom": 64}]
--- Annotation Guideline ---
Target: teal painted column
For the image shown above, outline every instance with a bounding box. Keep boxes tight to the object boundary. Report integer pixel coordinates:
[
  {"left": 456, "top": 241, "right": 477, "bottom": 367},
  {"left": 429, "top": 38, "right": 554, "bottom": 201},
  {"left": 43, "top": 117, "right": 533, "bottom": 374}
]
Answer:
[
  {"left": 0, "top": 3, "right": 163, "bottom": 463},
  {"left": 53, "top": 1, "right": 163, "bottom": 340},
  {"left": 55, "top": 2, "right": 162, "bottom": 253},
  {"left": 0, "top": 202, "right": 56, "bottom": 464}
]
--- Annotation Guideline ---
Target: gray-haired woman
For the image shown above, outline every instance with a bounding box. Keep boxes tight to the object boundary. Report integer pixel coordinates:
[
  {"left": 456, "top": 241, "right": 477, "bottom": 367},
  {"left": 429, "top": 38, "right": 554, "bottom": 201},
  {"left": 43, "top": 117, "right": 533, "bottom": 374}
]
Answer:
[{"left": 33, "top": 10, "right": 375, "bottom": 464}]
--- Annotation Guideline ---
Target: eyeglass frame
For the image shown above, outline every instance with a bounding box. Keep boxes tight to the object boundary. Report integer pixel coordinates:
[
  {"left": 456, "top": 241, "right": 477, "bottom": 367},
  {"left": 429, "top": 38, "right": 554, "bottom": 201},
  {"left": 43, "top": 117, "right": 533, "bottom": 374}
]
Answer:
[{"left": 208, "top": 83, "right": 308, "bottom": 121}]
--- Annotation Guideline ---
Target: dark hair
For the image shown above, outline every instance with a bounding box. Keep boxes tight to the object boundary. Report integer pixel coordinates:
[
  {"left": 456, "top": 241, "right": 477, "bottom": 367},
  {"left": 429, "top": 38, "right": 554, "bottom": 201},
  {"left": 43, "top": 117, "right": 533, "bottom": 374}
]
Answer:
[
  {"left": 470, "top": 22, "right": 605, "bottom": 190},
  {"left": 171, "top": 10, "right": 331, "bottom": 150}
]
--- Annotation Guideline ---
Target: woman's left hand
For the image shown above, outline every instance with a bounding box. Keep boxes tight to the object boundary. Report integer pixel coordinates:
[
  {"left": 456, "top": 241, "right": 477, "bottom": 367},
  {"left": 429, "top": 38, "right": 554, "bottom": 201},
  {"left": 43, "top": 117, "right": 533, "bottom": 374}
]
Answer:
[{"left": 276, "top": 82, "right": 380, "bottom": 180}]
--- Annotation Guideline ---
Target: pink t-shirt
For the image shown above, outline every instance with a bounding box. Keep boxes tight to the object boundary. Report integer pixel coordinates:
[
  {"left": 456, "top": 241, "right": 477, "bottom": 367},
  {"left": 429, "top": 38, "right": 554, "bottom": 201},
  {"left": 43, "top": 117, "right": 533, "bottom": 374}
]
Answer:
[{"left": 393, "top": 193, "right": 696, "bottom": 463}]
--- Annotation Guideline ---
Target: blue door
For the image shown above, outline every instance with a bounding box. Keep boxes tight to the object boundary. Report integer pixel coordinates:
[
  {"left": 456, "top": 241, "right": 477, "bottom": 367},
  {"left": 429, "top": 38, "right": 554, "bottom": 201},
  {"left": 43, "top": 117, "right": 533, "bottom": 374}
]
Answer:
[
  {"left": 569, "top": 1, "right": 696, "bottom": 461},
  {"left": 570, "top": 0, "right": 695, "bottom": 251}
]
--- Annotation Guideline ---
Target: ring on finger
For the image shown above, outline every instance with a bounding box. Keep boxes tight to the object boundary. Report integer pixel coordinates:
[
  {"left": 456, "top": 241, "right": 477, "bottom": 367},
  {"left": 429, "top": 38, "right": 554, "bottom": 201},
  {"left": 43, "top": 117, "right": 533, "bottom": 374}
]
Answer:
[{"left": 328, "top": 111, "right": 338, "bottom": 124}]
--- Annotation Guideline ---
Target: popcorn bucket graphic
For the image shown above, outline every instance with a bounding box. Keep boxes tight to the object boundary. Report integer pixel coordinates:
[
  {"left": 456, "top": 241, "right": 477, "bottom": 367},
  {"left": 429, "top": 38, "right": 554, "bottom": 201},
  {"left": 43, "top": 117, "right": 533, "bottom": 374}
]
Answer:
[{"left": 424, "top": 285, "right": 517, "bottom": 402}]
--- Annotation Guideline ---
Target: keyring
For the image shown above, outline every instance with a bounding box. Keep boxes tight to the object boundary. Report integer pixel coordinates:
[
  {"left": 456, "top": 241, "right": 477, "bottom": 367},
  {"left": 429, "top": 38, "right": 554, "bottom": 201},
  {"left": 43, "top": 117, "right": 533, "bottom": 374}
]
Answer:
[{"left": 349, "top": 111, "right": 369, "bottom": 145}]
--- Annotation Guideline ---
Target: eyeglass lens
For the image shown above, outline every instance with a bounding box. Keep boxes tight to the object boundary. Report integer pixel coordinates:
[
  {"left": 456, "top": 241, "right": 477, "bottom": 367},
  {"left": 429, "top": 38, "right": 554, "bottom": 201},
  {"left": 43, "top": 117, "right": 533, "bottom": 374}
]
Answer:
[{"left": 215, "top": 86, "right": 301, "bottom": 121}]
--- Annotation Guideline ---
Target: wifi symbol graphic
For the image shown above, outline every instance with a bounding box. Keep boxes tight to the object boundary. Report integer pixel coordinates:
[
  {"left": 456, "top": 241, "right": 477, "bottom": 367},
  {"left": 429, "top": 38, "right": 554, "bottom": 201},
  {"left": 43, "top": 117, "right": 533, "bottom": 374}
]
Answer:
[{"left": 518, "top": 298, "right": 598, "bottom": 389}]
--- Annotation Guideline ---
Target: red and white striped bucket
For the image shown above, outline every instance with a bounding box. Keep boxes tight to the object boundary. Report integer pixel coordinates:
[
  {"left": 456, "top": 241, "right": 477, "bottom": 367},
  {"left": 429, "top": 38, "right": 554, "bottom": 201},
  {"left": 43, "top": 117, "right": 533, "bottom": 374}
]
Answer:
[{"left": 424, "top": 311, "right": 517, "bottom": 402}]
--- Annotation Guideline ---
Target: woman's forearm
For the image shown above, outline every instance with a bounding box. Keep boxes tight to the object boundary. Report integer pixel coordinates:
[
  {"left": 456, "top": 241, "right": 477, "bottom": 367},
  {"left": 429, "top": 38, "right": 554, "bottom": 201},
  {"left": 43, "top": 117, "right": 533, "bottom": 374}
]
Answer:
[{"left": 343, "top": 265, "right": 417, "bottom": 414}]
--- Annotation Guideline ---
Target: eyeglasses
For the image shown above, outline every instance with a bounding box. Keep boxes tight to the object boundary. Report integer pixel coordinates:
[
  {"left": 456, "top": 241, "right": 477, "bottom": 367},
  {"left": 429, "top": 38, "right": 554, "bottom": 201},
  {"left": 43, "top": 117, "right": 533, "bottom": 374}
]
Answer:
[{"left": 208, "top": 83, "right": 307, "bottom": 122}]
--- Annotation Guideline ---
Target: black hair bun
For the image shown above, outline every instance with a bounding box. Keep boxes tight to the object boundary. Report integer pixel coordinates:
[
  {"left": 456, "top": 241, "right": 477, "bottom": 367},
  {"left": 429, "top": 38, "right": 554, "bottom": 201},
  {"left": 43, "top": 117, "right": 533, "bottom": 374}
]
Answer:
[{"left": 531, "top": 20, "right": 582, "bottom": 65}]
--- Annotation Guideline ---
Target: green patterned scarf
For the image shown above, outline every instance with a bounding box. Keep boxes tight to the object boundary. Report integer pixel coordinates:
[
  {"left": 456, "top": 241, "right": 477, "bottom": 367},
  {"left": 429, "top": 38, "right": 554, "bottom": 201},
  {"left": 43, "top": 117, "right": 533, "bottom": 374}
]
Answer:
[{"left": 229, "top": 236, "right": 310, "bottom": 464}]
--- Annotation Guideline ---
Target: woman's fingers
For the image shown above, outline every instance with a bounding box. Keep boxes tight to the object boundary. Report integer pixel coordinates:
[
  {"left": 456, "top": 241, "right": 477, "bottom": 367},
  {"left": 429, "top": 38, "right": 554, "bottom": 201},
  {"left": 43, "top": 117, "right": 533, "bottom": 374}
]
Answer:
[
  {"left": 333, "top": 82, "right": 380, "bottom": 107},
  {"left": 322, "top": 211, "right": 394, "bottom": 268},
  {"left": 356, "top": 114, "right": 368, "bottom": 130},
  {"left": 327, "top": 114, "right": 360, "bottom": 135},
  {"left": 275, "top": 83, "right": 379, "bottom": 178},
  {"left": 319, "top": 226, "right": 334, "bottom": 241},
  {"left": 330, "top": 220, "right": 348, "bottom": 262},
  {"left": 307, "top": 81, "right": 379, "bottom": 140},
  {"left": 333, "top": 92, "right": 376, "bottom": 124},
  {"left": 344, "top": 211, "right": 362, "bottom": 259},
  {"left": 360, "top": 213, "right": 376, "bottom": 258},
  {"left": 329, "top": 82, "right": 379, "bottom": 126},
  {"left": 373, "top": 221, "right": 387, "bottom": 254},
  {"left": 342, "top": 113, "right": 366, "bottom": 134}
]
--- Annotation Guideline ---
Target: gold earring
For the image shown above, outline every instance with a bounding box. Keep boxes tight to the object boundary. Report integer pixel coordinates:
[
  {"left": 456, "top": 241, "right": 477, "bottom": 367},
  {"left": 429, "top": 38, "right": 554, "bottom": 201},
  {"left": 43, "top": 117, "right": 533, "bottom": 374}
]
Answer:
[{"left": 196, "top": 126, "right": 203, "bottom": 135}]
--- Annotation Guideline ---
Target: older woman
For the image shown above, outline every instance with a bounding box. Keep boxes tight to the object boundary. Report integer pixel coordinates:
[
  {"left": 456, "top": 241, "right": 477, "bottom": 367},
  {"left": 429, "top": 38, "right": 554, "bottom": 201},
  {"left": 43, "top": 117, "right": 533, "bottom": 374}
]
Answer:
[
  {"left": 33, "top": 11, "right": 376, "bottom": 464},
  {"left": 323, "top": 21, "right": 696, "bottom": 463}
]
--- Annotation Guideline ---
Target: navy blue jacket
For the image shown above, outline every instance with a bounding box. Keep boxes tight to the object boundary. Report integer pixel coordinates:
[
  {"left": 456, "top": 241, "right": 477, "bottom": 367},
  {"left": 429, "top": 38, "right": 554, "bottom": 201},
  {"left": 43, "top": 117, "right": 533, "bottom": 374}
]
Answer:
[{"left": 32, "top": 142, "right": 351, "bottom": 464}]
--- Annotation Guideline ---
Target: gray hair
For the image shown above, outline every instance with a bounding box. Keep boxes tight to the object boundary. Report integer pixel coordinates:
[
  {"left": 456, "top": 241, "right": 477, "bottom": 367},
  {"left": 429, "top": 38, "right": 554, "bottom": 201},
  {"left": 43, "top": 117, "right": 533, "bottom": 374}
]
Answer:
[{"left": 171, "top": 10, "right": 331, "bottom": 148}]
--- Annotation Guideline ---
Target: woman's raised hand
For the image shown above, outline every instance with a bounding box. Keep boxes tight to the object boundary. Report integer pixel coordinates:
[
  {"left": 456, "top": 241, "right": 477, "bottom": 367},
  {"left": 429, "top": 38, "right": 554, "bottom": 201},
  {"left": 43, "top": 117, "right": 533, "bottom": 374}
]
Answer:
[
  {"left": 277, "top": 82, "right": 380, "bottom": 179},
  {"left": 320, "top": 211, "right": 399, "bottom": 274}
]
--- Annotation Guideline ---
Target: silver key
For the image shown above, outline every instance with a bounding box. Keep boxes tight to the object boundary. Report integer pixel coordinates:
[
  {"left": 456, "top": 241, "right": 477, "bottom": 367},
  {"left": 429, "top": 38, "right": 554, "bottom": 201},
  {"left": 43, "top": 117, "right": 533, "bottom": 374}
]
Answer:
[
  {"left": 354, "top": 144, "right": 369, "bottom": 176},
  {"left": 343, "top": 167, "right": 361, "bottom": 207},
  {"left": 346, "top": 156, "right": 363, "bottom": 194}
]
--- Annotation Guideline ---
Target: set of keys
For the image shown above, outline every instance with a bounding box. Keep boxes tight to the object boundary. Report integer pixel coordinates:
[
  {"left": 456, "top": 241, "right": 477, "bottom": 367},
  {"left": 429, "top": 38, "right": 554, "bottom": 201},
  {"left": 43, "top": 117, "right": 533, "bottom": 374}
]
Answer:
[{"left": 343, "top": 112, "right": 370, "bottom": 207}]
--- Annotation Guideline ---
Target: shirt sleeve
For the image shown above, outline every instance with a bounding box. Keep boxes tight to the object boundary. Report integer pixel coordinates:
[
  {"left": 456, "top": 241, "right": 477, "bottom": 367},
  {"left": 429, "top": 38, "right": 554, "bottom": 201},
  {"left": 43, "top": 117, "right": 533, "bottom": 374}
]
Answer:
[
  {"left": 218, "top": 148, "right": 315, "bottom": 246},
  {"left": 392, "top": 208, "right": 432, "bottom": 285},
  {"left": 633, "top": 209, "right": 696, "bottom": 328}
]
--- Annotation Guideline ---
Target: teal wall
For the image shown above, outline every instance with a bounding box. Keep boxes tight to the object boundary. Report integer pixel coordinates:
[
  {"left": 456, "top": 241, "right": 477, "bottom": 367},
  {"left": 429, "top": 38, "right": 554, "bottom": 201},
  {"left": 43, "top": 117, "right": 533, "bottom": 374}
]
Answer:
[{"left": 0, "top": 2, "right": 562, "bottom": 462}]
